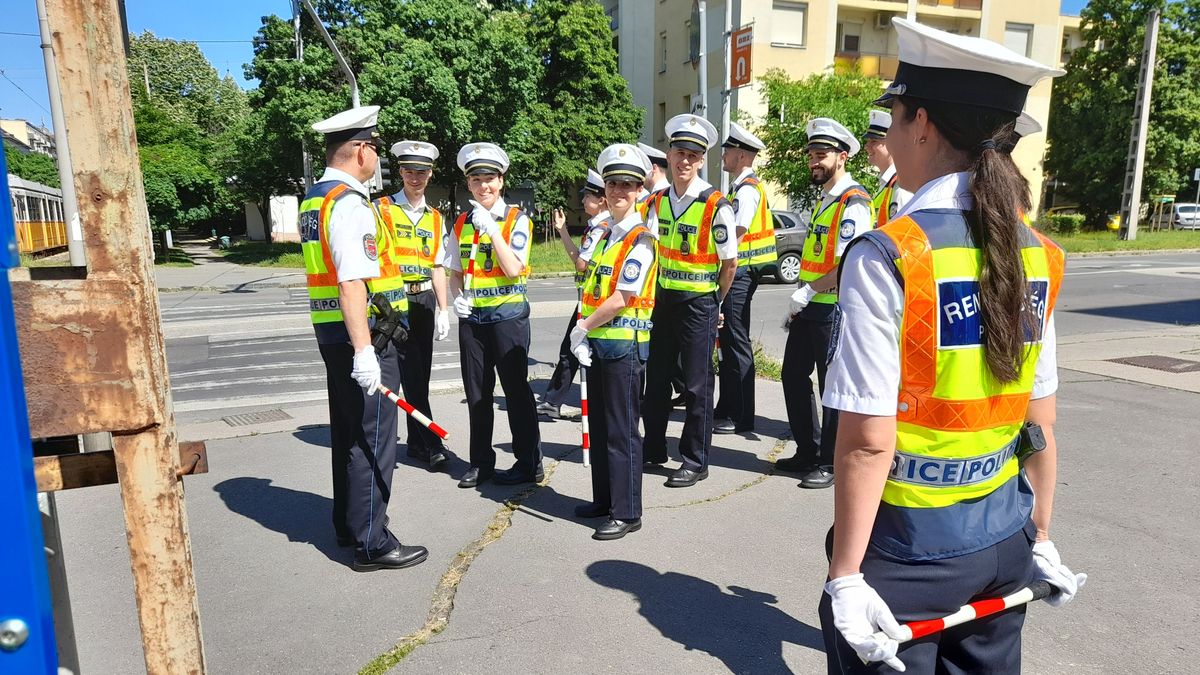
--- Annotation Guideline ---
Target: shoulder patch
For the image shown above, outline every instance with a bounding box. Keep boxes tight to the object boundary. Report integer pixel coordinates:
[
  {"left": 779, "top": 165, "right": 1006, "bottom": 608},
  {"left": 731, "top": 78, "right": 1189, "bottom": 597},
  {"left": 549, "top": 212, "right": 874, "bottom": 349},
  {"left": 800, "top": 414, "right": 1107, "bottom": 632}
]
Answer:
[
  {"left": 621, "top": 259, "right": 643, "bottom": 282},
  {"left": 713, "top": 224, "right": 729, "bottom": 244},
  {"left": 363, "top": 234, "right": 378, "bottom": 261},
  {"left": 839, "top": 219, "right": 856, "bottom": 240},
  {"left": 511, "top": 230, "right": 528, "bottom": 250}
]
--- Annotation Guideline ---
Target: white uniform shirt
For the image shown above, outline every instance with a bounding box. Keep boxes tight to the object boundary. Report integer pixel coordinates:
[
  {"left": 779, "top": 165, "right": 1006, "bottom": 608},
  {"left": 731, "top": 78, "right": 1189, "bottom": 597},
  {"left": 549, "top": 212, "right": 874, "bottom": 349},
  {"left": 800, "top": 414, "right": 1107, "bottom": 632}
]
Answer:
[
  {"left": 645, "top": 176, "right": 739, "bottom": 261},
  {"left": 878, "top": 164, "right": 914, "bottom": 220},
  {"left": 390, "top": 190, "right": 455, "bottom": 268},
  {"left": 320, "top": 167, "right": 380, "bottom": 283},
  {"left": 650, "top": 177, "right": 670, "bottom": 193},
  {"left": 444, "top": 197, "right": 532, "bottom": 273},
  {"left": 731, "top": 167, "right": 761, "bottom": 238},
  {"left": 816, "top": 173, "right": 873, "bottom": 258},
  {"left": 577, "top": 210, "right": 611, "bottom": 264},
  {"left": 601, "top": 210, "right": 656, "bottom": 293},
  {"left": 823, "top": 171, "right": 1059, "bottom": 416}
]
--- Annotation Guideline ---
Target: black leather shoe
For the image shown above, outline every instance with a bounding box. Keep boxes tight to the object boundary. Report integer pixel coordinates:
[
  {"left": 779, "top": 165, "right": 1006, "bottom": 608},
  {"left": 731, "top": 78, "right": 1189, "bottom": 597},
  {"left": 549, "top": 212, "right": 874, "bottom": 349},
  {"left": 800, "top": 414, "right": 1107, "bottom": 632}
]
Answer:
[
  {"left": 457, "top": 466, "right": 494, "bottom": 488},
  {"left": 536, "top": 401, "right": 562, "bottom": 419},
  {"left": 353, "top": 544, "right": 429, "bottom": 572},
  {"left": 713, "top": 418, "right": 737, "bottom": 434},
  {"left": 665, "top": 466, "right": 709, "bottom": 487},
  {"left": 593, "top": 518, "right": 641, "bottom": 540},
  {"left": 774, "top": 455, "right": 817, "bottom": 474},
  {"left": 494, "top": 464, "right": 545, "bottom": 485},
  {"left": 574, "top": 502, "right": 610, "bottom": 518},
  {"left": 799, "top": 465, "right": 835, "bottom": 489},
  {"left": 428, "top": 449, "right": 449, "bottom": 471}
]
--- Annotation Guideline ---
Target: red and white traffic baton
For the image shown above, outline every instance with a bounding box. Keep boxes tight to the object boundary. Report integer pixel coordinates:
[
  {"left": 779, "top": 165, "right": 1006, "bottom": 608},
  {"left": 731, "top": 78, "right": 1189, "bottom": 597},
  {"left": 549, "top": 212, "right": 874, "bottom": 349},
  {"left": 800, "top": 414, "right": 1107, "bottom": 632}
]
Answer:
[
  {"left": 579, "top": 364, "right": 590, "bottom": 468},
  {"left": 870, "top": 580, "right": 1056, "bottom": 646},
  {"left": 376, "top": 384, "right": 450, "bottom": 440}
]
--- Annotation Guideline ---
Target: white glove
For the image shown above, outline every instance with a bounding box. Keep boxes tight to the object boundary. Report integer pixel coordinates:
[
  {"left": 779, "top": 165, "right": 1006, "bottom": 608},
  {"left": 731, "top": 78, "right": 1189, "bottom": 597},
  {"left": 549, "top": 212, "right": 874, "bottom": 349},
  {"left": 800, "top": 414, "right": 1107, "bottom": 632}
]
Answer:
[
  {"left": 569, "top": 324, "right": 589, "bottom": 351},
  {"left": 351, "top": 347, "right": 382, "bottom": 394},
  {"left": 471, "top": 204, "right": 501, "bottom": 240},
  {"left": 453, "top": 294, "right": 471, "bottom": 319},
  {"left": 572, "top": 340, "right": 592, "bottom": 367},
  {"left": 789, "top": 284, "right": 818, "bottom": 315},
  {"left": 826, "top": 574, "right": 907, "bottom": 672},
  {"left": 434, "top": 308, "right": 451, "bottom": 341},
  {"left": 1032, "top": 541, "right": 1087, "bottom": 608}
]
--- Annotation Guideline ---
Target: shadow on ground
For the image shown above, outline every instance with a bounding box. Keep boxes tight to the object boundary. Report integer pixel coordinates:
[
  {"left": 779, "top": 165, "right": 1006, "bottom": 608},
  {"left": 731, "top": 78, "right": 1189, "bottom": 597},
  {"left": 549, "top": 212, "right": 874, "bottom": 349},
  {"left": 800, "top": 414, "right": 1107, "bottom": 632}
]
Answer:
[{"left": 213, "top": 476, "right": 352, "bottom": 566}]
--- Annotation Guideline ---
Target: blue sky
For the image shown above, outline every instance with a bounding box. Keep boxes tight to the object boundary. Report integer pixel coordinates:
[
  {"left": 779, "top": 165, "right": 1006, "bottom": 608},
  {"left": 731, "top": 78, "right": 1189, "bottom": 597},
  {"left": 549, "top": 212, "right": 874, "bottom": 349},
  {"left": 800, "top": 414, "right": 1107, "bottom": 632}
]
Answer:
[{"left": 1, "top": 0, "right": 1091, "bottom": 126}]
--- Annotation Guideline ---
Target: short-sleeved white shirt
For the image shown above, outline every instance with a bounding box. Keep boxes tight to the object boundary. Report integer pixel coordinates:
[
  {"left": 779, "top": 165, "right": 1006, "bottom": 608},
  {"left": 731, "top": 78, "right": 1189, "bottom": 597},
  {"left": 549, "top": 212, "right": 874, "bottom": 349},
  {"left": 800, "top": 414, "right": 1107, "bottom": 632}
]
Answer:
[
  {"left": 878, "top": 165, "right": 914, "bottom": 220},
  {"left": 578, "top": 211, "right": 611, "bottom": 264},
  {"left": 731, "top": 167, "right": 761, "bottom": 238},
  {"left": 319, "top": 168, "right": 381, "bottom": 283},
  {"left": 644, "top": 176, "right": 738, "bottom": 261},
  {"left": 815, "top": 173, "right": 873, "bottom": 258},
  {"left": 444, "top": 197, "right": 532, "bottom": 273},
  {"left": 602, "top": 211, "right": 655, "bottom": 293},
  {"left": 390, "top": 190, "right": 455, "bottom": 269},
  {"left": 823, "top": 172, "right": 1059, "bottom": 416}
]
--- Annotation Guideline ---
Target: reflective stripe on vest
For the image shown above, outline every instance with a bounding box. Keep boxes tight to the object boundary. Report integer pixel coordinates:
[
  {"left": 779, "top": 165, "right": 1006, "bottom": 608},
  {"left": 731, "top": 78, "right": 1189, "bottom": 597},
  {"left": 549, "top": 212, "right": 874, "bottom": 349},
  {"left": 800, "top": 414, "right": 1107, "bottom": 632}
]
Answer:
[
  {"left": 650, "top": 187, "right": 727, "bottom": 293},
  {"left": 575, "top": 221, "right": 611, "bottom": 287},
  {"left": 734, "top": 175, "right": 778, "bottom": 269},
  {"left": 300, "top": 182, "right": 409, "bottom": 335},
  {"left": 581, "top": 224, "right": 658, "bottom": 355},
  {"left": 873, "top": 173, "right": 899, "bottom": 229},
  {"left": 864, "top": 209, "right": 1065, "bottom": 560},
  {"left": 376, "top": 196, "right": 443, "bottom": 282},
  {"left": 800, "top": 185, "right": 870, "bottom": 304},
  {"left": 454, "top": 208, "right": 529, "bottom": 320}
]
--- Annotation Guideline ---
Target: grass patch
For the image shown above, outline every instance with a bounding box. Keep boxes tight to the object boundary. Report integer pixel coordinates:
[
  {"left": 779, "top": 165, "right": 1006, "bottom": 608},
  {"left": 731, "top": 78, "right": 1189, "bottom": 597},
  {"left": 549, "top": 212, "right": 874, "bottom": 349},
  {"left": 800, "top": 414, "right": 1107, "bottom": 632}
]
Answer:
[
  {"left": 1044, "top": 228, "right": 1200, "bottom": 253},
  {"left": 155, "top": 247, "right": 196, "bottom": 267},
  {"left": 220, "top": 240, "right": 305, "bottom": 267},
  {"left": 18, "top": 252, "right": 70, "bottom": 268},
  {"left": 527, "top": 238, "right": 576, "bottom": 275},
  {"left": 753, "top": 340, "right": 783, "bottom": 382}
]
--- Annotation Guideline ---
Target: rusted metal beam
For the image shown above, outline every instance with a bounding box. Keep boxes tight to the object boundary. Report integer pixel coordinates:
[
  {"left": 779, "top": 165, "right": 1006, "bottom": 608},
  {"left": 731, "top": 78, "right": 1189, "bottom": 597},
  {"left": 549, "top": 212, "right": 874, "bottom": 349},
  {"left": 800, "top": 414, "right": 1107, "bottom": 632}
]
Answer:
[{"left": 33, "top": 440, "right": 208, "bottom": 492}]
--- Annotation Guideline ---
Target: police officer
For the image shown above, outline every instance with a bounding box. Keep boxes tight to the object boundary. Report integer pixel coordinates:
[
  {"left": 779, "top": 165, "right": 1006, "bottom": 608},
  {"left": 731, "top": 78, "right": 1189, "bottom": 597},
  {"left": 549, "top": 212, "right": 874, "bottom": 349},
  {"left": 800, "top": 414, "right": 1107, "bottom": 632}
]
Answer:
[
  {"left": 570, "top": 143, "right": 657, "bottom": 540},
  {"left": 863, "top": 110, "right": 913, "bottom": 229},
  {"left": 642, "top": 114, "right": 739, "bottom": 487},
  {"left": 775, "top": 118, "right": 872, "bottom": 490},
  {"left": 818, "top": 19, "right": 1085, "bottom": 672},
  {"left": 636, "top": 141, "right": 670, "bottom": 211},
  {"left": 450, "top": 143, "right": 543, "bottom": 488},
  {"left": 301, "top": 106, "right": 427, "bottom": 571},
  {"left": 713, "top": 122, "right": 775, "bottom": 435},
  {"left": 538, "top": 169, "right": 610, "bottom": 419},
  {"left": 375, "top": 140, "right": 453, "bottom": 470}
]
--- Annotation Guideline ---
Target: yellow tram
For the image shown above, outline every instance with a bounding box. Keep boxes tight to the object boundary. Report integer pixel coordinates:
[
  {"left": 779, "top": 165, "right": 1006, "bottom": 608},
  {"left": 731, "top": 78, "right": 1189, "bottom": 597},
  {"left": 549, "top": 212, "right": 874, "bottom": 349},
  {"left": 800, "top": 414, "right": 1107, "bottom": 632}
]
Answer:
[{"left": 8, "top": 173, "right": 67, "bottom": 254}]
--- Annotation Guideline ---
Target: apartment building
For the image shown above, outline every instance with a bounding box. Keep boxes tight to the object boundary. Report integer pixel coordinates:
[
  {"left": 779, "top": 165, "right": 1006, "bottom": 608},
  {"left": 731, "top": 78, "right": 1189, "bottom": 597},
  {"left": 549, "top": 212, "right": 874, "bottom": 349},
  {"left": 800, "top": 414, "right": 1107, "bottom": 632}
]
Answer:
[
  {"left": 602, "top": 0, "right": 1081, "bottom": 214},
  {"left": 0, "top": 119, "right": 56, "bottom": 158}
]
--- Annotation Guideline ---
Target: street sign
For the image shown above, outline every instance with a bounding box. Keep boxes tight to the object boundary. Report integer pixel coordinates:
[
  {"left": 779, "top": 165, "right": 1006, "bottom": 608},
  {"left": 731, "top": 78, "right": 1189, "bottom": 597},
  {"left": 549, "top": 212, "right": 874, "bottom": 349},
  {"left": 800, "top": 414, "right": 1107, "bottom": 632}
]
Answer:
[
  {"left": 731, "top": 26, "right": 753, "bottom": 88},
  {"left": 1193, "top": 167, "right": 1199, "bottom": 182},
  {"left": 689, "top": 0, "right": 701, "bottom": 70}
]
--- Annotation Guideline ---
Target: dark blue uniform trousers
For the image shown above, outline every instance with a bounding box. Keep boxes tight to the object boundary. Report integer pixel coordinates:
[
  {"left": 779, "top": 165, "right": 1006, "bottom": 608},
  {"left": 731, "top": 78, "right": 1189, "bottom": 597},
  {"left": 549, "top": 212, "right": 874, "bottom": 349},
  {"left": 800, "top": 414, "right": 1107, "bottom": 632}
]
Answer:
[
  {"left": 819, "top": 522, "right": 1037, "bottom": 674},
  {"left": 716, "top": 268, "right": 759, "bottom": 430},
  {"left": 643, "top": 290, "right": 718, "bottom": 469},
  {"left": 782, "top": 315, "right": 837, "bottom": 466},
  {"left": 459, "top": 315, "right": 542, "bottom": 473},
  {"left": 319, "top": 340, "right": 402, "bottom": 559},
  {"left": 543, "top": 311, "right": 580, "bottom": 408},
  {"left": 400, "top": 290, "right": 446, "bottom": 457},
  {"left": 587, "top": 348, "right": 645, "bottom": 521}
]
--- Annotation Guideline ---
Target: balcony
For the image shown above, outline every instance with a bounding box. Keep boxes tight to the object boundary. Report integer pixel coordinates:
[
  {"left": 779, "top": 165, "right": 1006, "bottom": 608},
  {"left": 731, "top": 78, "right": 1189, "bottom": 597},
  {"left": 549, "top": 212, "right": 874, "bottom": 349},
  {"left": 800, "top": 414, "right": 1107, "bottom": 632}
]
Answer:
[
  {"left": 834, "top": 51, "right": 899, "bottom": 80},
  {"left": 919, "top": 0, "right": 982, "bottom": 8}
]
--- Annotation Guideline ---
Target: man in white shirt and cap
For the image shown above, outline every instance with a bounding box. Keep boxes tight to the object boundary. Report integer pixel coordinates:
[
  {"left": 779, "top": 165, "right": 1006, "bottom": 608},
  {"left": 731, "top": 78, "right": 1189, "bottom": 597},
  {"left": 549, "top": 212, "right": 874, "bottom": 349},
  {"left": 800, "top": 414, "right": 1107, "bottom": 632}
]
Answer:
[
  {"left": 636, "top": 141, "right": 670, "bottom": 211},
  {"left": 775, "top": 117, "right": 873, "bottom": 490},
  {"left": 375, "top": 141, "right": 454, "bottom": 471},
  {"left": 301, "top": 105, "right": 427, "bottom": 571},
  {"left": 448, "top": 143, "right": 543, "bottom": 489},
  {"left": 713, "top": 121, "right": 775, "bottom": 435},
  {"left": 863, "top": 110, "right": 913, "bottom": 229},
  {"left": 641, "top": 114, "right": 739, "bottom": 488}
]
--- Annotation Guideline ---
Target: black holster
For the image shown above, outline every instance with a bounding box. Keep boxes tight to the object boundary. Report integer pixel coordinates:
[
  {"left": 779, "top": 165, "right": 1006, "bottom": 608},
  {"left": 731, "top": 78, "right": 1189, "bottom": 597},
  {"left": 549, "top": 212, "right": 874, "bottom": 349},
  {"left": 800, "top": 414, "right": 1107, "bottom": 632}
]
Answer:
[{"left": 369, "top": 293, "right": 409, "bottom": 353}]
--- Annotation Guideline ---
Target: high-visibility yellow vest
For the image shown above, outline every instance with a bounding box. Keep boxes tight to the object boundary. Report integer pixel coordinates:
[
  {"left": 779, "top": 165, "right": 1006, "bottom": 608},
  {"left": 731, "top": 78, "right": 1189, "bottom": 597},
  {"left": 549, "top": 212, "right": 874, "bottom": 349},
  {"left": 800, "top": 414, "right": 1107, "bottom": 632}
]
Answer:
[
  {"left": 799, "top": 185, "right": 870, "bottom": 305},
  {"left": 635, "top": 190, "right": 652, "bottom": 219},
  {"left": 375, "top": 195, "right": 443, "bottom": 282},
  {"left": 454, "top": 207, "right": 530, "bottom": 323},
  {"left": 580, "top": 224, "right": 658, "bottom": 359},
  {"left": 575, "top": 220, "right": 611, "bottom": 289},
  {"left": 733, "top": 174, "right": 777, "bottom": 269},
  {"left": 873, "top": 172, "right": 899, "bottom": 229},
  {"left": 859, "top": 210, "right": 1065, "bottom": 560},
  {"left": 300, "top": 181, "right": 408, "bottom": 343},
  {"left": 646, "top": 186, "right": 730, "bottom": 294}
]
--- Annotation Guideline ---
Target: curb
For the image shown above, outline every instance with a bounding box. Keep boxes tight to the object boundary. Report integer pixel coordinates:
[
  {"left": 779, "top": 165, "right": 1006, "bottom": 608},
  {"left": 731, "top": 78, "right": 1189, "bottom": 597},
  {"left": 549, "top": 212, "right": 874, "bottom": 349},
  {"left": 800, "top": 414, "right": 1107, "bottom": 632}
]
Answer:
[{"left": 1070, "top": 248, "right": 1200, "bottom": 258}]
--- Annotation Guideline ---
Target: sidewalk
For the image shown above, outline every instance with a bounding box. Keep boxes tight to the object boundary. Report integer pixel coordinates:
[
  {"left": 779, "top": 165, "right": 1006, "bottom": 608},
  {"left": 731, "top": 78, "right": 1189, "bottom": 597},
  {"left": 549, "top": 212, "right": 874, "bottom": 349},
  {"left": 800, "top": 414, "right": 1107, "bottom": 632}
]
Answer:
[{"left": 154, "top": 239, "right": 306, "bottom": 292}]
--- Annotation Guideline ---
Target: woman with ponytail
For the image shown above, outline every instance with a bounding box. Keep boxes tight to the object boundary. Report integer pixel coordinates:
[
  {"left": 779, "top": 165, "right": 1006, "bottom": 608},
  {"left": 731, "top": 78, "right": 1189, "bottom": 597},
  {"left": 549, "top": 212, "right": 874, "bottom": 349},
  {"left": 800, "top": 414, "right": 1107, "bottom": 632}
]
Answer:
[{"left": 817, "top": 19, "right": 1087, "bottom": 673}]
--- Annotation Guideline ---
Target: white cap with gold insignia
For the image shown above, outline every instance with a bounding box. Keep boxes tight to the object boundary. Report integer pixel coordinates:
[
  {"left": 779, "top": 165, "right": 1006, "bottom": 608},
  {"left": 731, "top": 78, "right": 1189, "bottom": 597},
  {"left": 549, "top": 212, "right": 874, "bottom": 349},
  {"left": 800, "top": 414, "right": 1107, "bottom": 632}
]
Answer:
[
  {"left": 390, "top": 140, "right": 439, "bottom": 170},
  {"left": 863, "top": 110, "right": 892, "bottom": 140},
  {"left": 637, "top": 142, "right": 668, "bottom": 169},
  {"left": 665, "top": 114, "right": 718, "bottom": 153},
  {"left": 456, "top": 142, "right": 510, "bottom": 176},
  {"left": 598, "top": 143, "right": 652, "bottom": 183},
  {"left": 722, "top": 121, "right": 765, "bottom": 153},
  {"left": 312, "top": 105, "right": 381, "bottom": 144},
  {"left": 581, "top": 168, "right": 605, "bottom": 196},
  {"left": 807, "top": 117, "right": 860, "bottom": 158}
]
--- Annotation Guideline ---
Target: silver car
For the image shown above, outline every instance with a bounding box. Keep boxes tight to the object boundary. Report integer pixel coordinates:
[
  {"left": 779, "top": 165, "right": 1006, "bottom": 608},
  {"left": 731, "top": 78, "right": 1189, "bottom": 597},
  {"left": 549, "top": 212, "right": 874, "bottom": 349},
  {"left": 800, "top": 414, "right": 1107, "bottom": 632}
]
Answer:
[{"left": 1171, "top": 203, "right": 1200, "bottom": 230}]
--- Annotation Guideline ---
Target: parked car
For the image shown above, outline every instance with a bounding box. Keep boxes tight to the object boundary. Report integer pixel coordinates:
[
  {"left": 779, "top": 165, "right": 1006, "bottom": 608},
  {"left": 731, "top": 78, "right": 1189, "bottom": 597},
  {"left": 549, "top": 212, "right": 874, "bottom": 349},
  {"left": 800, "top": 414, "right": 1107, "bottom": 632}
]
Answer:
[
  {"left": 763, "top": 209, "right": 809, "bottom": 284},
  {"left": 1170, "top": 203, "right": 1200, "bottom": 230}
]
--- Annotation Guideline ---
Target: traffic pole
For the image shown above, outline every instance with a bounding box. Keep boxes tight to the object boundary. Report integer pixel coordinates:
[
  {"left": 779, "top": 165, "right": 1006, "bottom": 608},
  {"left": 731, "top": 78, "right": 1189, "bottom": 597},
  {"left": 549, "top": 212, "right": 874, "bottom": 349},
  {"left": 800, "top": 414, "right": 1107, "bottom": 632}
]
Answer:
[
  {"left": 868, "top": 581, "right": 1057, "bottom": 647},
  {"left": 376, "top": 384, "right": 450, "bottom": 440}
]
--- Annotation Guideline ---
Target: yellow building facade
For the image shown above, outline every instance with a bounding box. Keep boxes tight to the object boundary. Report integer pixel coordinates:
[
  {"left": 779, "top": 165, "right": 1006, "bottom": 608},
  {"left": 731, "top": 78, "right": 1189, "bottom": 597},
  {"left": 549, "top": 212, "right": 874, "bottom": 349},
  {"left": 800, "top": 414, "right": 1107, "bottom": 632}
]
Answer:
[{"left": 603, "top": 0, "right": 1081, "bottom": 215}]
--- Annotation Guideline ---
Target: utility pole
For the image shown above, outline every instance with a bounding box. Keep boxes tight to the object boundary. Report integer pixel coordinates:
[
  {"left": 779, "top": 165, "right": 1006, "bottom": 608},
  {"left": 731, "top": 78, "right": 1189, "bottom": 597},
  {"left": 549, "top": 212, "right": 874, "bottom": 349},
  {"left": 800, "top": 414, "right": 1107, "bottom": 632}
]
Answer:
[
  {"left": 1118, "top": 8, "right": 1160, "bottom": 241},
  {"left": 698, "top": 0, "right": 708, "bottom": 181},
  {"left": 294, "top": 0, "right": 313, "bottom": 190},
  {"left": 720, "top": 0, "right": 732, "bottom": 194}
]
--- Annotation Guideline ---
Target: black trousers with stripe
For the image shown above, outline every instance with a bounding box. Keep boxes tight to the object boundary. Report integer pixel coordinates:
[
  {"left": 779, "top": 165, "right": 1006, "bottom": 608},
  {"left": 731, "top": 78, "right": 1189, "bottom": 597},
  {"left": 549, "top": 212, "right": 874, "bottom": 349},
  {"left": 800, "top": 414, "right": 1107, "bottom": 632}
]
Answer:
[
  {"left": 781, "top": 315, "right": 837, "bottom": 466},
  {"left": 459, "top": 316, "right": 542, "bottom": 472},
  {"left": 715, "top": 268, "right": 759, "bottom": 430},
  {"left": 400, "top": 290, "right": 445, "bottom": 456},
  {"left": 587, "top": 348, "right": 645, "bottom": 521}
]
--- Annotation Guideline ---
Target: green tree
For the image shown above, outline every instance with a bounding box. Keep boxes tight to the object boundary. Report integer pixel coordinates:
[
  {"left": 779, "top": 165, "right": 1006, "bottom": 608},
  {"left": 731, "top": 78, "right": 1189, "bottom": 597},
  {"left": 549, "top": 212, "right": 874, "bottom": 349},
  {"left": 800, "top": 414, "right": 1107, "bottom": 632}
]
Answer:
[
  {"left": 754, "top": 68, "right": 880, "bottom": 211},
  {"left": 127, "top": 31, "right": 250, "bottom": 136},
  {"left": 1047, "top": 0, "right": 1200, "bottom": 226},
  {"left": 4, "top": 146, "right": 60, "bottom": 188}
]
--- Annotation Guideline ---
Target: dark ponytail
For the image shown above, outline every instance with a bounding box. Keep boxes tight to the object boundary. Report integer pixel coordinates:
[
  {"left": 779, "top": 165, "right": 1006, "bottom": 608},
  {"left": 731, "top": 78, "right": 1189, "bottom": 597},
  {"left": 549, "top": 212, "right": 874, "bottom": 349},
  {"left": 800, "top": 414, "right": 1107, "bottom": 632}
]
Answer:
[{"left": 897, "top": 96, "right": 1034, "bottom": 383}]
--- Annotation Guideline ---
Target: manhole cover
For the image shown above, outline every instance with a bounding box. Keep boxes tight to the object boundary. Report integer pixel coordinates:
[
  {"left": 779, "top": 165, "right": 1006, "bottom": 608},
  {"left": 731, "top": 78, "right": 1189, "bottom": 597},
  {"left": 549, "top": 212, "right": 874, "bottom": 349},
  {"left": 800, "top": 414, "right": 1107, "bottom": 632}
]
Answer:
[
  {"left": 222, "top": 409, "right": 293, "bottom": 427},
  {"left": 1107, "top": 355, "right": 1200, "bottom": 373}
]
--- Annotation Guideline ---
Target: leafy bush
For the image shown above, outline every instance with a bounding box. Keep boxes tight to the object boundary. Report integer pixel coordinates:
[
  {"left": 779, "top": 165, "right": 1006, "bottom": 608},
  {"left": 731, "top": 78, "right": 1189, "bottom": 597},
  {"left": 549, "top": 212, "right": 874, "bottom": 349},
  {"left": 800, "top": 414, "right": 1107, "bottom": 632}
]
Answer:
[{"left": 1043, "top": 214, "right": 1086, "bottom": 235}]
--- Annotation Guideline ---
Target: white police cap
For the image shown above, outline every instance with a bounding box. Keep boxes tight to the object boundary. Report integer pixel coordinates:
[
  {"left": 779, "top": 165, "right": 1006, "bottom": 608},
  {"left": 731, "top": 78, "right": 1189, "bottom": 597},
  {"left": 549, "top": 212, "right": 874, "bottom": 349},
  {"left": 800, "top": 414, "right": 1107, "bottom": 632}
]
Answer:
[
  {"left": 390, "top": 140, "right": 439, "bottom": 170},
  {"left": 637, "top": 142, "right": 668, "bottom": 169},
  {"left": 863, "top": 110, "right": 892, "bottom": 140},
  {"left": 598, "top": 143, "right": 652, "bottom": 183},
  {"left": 1014, "top": 112, "right": 1042, "bottom": 138},
  {"left": 722, "top": 121, "right": 765, "bottom": 153},
  {"left": 456, "top": 142, "right": 510, "bottom": 176},
  {"left": 807, "top": 117, "right": 860, "bottom": 158},
  {"left": 665, "top": 114, "right": 718, "bottom": 153},
  {"left": 875, "top": 18, "right": 1065, "bottom": 115},
  {"left": 312, "top": 105, "right": 381, "bottom": 144},
  {"left": 581, "top": 168, "right": 605, "bottom": 197}
]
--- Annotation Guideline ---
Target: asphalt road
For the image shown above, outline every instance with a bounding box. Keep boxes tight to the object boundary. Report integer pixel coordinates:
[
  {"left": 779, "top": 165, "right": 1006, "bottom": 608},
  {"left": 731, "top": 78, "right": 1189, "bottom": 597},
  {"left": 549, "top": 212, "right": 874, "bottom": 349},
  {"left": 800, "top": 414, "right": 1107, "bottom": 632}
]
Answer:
[{"left": 162, "top": 252, "right": 1200, "bottom": 426}]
